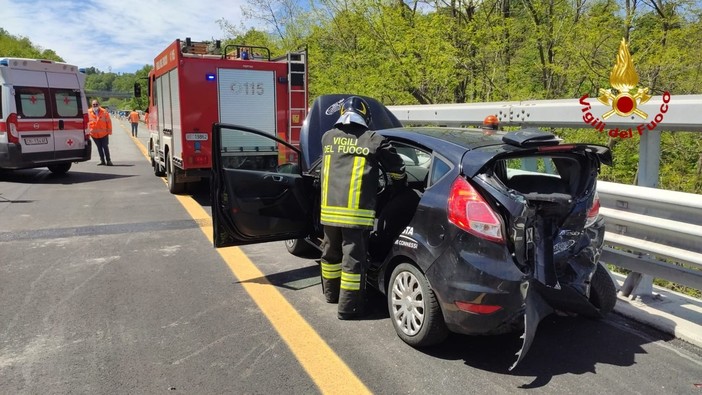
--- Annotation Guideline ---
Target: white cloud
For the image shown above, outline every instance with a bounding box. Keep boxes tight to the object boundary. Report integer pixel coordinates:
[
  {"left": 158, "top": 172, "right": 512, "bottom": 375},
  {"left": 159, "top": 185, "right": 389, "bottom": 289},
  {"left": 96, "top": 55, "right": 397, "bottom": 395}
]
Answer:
[{"left": 0, "top": 0, "right": 251, "bottom": 73}]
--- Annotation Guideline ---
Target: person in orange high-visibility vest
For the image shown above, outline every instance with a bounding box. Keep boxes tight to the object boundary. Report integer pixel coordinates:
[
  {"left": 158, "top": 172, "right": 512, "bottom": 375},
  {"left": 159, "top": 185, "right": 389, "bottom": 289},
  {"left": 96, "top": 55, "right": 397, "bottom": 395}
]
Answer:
[
  {"left": 88, "top": 100, "right": 113, "bottom": 166},
  {"left": 128, "top": 109, "right": 140, "bottom": 137}
]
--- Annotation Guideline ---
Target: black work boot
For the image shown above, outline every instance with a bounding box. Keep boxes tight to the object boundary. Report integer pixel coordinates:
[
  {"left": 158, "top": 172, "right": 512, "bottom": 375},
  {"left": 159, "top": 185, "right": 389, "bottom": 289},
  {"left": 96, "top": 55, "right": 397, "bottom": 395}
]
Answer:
[
  {"left": 337, "top": 290, "right": 366, "bottom": 320},
  {"left": 322, "top": 277, "right": 340, "bottom": 304}
]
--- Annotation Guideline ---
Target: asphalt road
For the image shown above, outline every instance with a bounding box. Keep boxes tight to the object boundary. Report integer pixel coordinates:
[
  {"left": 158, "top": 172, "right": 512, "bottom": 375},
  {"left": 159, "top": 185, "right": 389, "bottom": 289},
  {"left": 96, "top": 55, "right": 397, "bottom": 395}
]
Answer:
[{"left": 1, "top": 118, "right": 701, "bottom": 394}]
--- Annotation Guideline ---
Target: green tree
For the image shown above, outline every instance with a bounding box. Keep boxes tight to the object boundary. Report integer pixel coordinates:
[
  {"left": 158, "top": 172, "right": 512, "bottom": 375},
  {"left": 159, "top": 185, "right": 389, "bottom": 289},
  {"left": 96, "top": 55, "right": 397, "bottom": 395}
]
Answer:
[{"left": 0, "top": 28, "right": 64, "bottom": 61}]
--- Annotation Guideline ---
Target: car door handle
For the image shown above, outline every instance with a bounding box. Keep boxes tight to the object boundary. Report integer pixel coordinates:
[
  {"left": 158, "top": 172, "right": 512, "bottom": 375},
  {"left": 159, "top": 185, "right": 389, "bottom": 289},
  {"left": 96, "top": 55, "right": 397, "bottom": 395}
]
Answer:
[{"left": 271, "top": 175, "right": 284, "bottom": 182}]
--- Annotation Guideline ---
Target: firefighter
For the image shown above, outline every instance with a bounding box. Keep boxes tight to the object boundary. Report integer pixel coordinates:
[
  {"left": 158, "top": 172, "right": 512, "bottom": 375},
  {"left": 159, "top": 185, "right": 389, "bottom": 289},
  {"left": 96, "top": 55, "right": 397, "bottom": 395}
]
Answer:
[
  {"left": 482, "top": 114, "right": 499, "bottom": 135},
  {"left": 320, "top": 96, "right": 406, "bottom": 320}
]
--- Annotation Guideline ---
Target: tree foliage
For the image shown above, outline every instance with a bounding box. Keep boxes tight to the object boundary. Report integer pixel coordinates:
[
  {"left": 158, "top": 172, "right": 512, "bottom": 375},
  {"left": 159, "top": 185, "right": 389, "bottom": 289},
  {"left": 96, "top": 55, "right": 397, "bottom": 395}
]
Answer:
[
  {"left": 2, "top": 1, "right": 700, "bottom": 192},
  {"left": 0, "top": 29, "right": 64, "bottom": 61},
  {"left": 233, "top": 0, "right": 702, "bottom": 192}
]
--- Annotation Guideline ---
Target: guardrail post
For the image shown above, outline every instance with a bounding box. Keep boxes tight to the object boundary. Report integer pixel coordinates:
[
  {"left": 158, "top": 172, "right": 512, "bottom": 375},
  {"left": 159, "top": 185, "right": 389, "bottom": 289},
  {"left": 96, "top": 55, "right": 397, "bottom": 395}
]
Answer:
[
  {"left": 620, "top": 130, "right": 662, "bottom": 299},
  {"left": 619, "top": 272, "right": 655, "bottom": 299}
]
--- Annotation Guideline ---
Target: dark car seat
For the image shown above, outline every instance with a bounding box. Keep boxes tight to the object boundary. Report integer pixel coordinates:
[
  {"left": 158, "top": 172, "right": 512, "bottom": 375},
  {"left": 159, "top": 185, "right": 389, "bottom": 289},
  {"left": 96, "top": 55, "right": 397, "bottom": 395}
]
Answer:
[
  {"left": 506, "top": 174, "right": 570, "bottom": 195},
  {"left": 369, "top": 187, "right": 421, "bottom": 260}
]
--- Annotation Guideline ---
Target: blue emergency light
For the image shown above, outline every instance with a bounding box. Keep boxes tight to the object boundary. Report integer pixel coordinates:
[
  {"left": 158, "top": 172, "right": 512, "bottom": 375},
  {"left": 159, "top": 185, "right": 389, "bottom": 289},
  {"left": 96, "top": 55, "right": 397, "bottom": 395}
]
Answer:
[{"left": 206, "top": 73, "right": 216, "bottom": 81}]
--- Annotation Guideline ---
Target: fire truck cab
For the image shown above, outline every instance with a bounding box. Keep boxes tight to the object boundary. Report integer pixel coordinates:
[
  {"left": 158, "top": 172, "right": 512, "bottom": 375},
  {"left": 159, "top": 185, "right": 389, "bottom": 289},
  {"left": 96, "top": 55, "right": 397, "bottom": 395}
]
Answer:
[
  {"left": 145, "top": 38, "right": 308, "bottom": 193},
  {"left": 0, "top": 58, "right": 91, "bottom": 174}
]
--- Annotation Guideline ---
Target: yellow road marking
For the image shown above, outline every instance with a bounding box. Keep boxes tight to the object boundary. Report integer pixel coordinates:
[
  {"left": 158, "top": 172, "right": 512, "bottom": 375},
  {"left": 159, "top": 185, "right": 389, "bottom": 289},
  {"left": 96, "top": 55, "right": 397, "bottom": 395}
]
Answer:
[{"left": 128, "top": 127, "right": 371, "bottom": 394}]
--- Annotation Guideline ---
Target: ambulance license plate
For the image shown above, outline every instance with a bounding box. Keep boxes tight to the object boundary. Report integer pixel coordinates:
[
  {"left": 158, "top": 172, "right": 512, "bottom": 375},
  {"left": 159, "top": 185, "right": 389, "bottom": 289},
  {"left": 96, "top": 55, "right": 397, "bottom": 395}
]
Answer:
[{"left": 24, "top": 137, "right": 48, "bottom": 145}]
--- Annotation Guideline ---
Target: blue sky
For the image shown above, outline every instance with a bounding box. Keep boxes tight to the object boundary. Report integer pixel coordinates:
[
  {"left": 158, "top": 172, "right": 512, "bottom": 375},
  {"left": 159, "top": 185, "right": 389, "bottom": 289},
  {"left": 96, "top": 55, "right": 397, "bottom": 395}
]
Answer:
[{"left": 0, "top": 0, "right": 253, "bottom": 73}]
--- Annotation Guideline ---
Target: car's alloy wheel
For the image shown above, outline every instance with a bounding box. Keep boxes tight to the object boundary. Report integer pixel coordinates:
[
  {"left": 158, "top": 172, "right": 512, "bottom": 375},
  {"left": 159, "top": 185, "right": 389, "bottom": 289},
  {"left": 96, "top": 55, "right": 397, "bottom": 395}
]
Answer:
[
  {"left": 388, "top": 263, "right": 448, "bottom": 347},
  {"left": 284, "top": 238, "right": 314, "bottom": 256}
]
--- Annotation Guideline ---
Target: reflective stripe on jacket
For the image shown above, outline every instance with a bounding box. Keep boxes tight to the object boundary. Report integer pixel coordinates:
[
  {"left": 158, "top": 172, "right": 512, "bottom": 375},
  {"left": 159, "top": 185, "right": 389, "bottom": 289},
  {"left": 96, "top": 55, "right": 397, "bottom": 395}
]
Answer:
[
  {"left": 320, "top": 126, "right": 405, "bottom": 229},
  {"left": 88, "top": 107, "right": 112, "bottom": 138}
]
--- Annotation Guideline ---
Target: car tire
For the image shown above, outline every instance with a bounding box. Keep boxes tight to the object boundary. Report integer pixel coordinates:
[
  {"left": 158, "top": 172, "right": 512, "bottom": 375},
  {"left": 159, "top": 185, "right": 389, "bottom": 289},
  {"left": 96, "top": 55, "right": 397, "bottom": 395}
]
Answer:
[
  {"left": 47, "top": 163, "right": 71, "bottom": 175},
  {"left": 284, "top": 238, "right": 314, "bottom": 257},
  {"left": 388, "top": 263, "right": 448, "bottom": 347},
  {"left": 589, "top": 263, "right": 617, "bottom": 316}
]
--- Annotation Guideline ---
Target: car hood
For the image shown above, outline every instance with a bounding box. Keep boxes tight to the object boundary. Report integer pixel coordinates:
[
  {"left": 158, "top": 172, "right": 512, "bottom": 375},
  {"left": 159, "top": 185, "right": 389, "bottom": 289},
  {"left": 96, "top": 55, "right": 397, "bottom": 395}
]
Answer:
[{"left": 299, "top": 94, "right": 404, "bottom": 170}]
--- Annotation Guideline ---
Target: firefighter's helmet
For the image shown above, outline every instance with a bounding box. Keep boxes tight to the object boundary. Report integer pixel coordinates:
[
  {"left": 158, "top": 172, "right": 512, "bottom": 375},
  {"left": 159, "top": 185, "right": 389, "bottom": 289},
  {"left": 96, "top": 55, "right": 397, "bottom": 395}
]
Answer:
[
  {"left": 335, "top": 96, "right": 372, "bottom": 128},
  {"left": 482, "top": 114, "right": 499, "bottom": 130}
]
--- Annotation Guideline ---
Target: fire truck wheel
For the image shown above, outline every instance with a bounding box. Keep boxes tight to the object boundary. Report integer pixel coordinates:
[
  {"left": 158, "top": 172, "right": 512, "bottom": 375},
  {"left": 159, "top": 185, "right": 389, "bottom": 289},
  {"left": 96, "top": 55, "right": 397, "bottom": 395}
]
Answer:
[
  {"left": 154, "top": 161, "right": 165, "bottom": 177},
  {"left": 167, "top": 159, "right": 185, "bottom": 194}
]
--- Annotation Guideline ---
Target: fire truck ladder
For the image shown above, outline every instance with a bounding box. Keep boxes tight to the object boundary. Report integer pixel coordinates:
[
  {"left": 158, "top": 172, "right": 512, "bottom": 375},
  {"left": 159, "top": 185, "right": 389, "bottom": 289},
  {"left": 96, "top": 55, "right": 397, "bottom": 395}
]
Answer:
[{"left": 286, "top": 49, "right": 308, "bottom": 147}]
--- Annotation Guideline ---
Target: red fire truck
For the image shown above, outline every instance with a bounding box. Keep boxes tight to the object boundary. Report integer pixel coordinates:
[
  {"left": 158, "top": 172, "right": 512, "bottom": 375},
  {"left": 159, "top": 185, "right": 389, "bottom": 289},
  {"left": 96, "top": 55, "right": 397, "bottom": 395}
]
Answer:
[{"left": 145, "top": 38, "right": 308, "bottom": 193}]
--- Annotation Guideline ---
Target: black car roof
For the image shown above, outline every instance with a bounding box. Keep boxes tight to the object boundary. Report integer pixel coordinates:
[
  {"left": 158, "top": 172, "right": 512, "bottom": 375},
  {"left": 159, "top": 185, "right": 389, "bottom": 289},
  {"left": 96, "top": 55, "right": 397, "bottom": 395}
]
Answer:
[
  {"left": 377, "top": 126, "right": 503, "bottom": 150},
  {"left": 376, "top": 127, "right": 611, "bottom": 177},
  {"left": 377, "top": 127, "right": 508, "bottom": 176}
]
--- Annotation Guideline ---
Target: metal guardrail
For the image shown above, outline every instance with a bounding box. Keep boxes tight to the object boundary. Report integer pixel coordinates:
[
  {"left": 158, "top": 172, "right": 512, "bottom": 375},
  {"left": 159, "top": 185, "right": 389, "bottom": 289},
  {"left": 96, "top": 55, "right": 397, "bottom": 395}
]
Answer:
[
  {"left": 386, "top": 94, "right": 702, "bottom": 132},
  {"left": 86, "top": 90, "right": 132, "bottom": 99},
  {"left": 597, "top": 181, "right": 702, "bottom": 296}
]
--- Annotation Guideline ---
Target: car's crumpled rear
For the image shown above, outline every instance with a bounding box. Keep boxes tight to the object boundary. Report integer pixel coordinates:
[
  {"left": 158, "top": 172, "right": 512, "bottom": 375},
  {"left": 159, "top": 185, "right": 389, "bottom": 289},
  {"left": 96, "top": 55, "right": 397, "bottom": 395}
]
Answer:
[{"left": 469, "top": 142, "right": 613, "bottom": 369}]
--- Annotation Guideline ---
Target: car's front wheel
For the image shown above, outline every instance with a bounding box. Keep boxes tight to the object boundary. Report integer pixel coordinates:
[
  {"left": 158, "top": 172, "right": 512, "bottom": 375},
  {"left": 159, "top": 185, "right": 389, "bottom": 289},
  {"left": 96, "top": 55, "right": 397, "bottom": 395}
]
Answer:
[
  {"left": 588, "top": 263, "right": 617, "bottom": 316},
  {"left": 388, "top": 263, "right": 448, "bottom": 347},
  {"left": 284, "top": 238, "right": 314, "bottom": 256}
]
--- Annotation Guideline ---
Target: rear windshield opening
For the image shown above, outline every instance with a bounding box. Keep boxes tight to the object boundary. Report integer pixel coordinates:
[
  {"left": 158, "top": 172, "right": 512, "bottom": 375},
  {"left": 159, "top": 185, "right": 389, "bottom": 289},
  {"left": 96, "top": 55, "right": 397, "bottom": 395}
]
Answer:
[{"left": 494, "top": 155, "right": 582, "bottom": 196}]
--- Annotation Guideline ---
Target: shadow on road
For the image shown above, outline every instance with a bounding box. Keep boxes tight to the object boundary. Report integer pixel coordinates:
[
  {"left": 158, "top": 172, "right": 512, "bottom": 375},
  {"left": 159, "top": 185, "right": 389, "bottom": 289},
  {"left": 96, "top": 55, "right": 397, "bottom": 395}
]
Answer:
[
  {"left": 421, "top": 313, "right": 667, "bottom": 388},
  {"left": 241, "top": 264, "right": 321, "bottom": 291},
  {"left": 0, "top": 169, "right": 136, "bottom": 184}
]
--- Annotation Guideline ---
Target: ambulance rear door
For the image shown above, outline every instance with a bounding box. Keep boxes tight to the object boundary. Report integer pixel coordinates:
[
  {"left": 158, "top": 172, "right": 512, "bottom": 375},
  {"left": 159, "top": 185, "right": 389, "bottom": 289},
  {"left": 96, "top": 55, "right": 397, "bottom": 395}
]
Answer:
[
  {"left": 12, "top": 68, "right": 86, "bottom": 160},
  {"left": 12, "top": 69, "right": 57, "bottom": 158},
  {"left": 47, "top": 70, "right": 86, "bottom": 160}
]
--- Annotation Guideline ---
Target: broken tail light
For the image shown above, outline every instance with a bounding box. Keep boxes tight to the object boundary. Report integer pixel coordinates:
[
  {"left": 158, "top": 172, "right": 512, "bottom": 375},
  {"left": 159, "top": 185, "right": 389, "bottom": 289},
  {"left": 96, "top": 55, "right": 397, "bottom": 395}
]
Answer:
[
  {"left": 585, "top": 192, "right": 601, "bottom": 227},
  {"left": 447, "top": 177, "right": 504, "bottom": 243}
]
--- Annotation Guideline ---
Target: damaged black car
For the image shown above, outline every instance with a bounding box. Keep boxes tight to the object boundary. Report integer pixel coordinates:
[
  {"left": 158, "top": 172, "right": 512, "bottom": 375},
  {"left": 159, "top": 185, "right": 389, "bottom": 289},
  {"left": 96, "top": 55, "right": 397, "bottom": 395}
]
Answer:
[{"left": 211, "top": 94, "right": 617, "bottom": 370}]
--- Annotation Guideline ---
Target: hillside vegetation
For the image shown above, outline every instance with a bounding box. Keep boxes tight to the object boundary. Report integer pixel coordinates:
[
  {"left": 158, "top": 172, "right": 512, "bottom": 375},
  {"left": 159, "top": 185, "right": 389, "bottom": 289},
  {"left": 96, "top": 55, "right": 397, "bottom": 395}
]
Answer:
[{"left": 2, "top": 1, "right": 701, "bottom": 192}]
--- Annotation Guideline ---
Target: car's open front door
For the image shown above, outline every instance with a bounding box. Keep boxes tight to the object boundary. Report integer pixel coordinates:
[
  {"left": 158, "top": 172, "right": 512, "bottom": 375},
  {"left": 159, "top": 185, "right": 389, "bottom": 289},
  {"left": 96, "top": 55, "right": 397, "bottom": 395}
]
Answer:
[{"left": 211, "top": 123, "right": 315, "bottom": 248}]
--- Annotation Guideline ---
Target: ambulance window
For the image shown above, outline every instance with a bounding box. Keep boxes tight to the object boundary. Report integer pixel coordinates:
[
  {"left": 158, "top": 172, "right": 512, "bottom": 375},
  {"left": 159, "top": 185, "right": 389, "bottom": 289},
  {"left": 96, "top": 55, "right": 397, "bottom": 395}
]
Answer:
[
  {"left": 15, "top": 87, "right": 49, "bottom": 118},
  {"left": 53, "top": 89, "right": 82, "bottom": 117}
]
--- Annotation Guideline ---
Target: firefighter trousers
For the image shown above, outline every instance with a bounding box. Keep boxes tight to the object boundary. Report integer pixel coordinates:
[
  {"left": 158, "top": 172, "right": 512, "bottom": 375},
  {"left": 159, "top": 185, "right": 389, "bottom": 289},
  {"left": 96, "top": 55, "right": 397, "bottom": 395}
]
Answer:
[{"left": 320, "top": 226, "right": 368, "bottom": 316}]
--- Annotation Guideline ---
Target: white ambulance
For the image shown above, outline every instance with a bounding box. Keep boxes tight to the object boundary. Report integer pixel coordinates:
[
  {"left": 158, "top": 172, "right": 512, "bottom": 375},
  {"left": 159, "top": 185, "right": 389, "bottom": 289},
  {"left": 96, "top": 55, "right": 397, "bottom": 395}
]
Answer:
[{"left": 0, "top": 58, "right": 91, "bottom": 174}]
